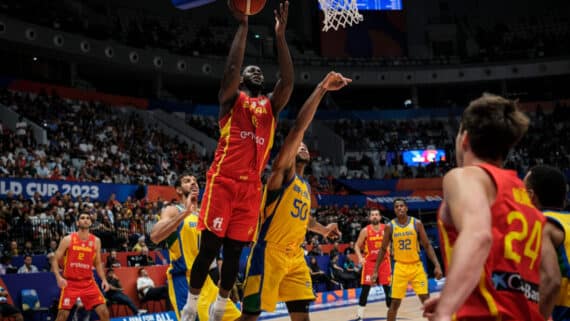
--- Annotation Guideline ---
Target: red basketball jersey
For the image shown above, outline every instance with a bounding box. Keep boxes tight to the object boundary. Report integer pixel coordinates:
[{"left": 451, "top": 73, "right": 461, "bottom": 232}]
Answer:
[
  {"left": 62, "top": 232, "right": 97, "bottom": 281},
  {"left": 208, "top": 91, "right": 275, "bottom": 182},
  {"left": 438, "top": 163, "right": 545, "bottom": 321},
  {"left": 364, "top": 224, "right": 389, "bottom": 263}
]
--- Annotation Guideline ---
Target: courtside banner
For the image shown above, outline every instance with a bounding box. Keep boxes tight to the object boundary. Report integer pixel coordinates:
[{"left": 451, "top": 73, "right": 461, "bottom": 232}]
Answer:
[
  {"left": 0, "top": 178, "right": 140, "bottom": 202},
  {"left": 111, "top": 311, "right": 176, "bottom": 321},
  {"left": 259, "top": 278, "right": 446, "bottom": 320}
]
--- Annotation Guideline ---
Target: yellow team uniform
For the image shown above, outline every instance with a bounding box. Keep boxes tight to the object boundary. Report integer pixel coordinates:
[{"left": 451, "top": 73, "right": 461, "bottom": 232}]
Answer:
[
  {"left": 544, "top": 211, "right": 570, "bottom": 321},
  {"left": 389, "top": 216, "right": 428, "bottom": 299},
  {"left": 166, "top": 205, "right": 241, "bottom": 321},
  {"left": 242, "top": 175, "right": 315, "bottom": 313}
]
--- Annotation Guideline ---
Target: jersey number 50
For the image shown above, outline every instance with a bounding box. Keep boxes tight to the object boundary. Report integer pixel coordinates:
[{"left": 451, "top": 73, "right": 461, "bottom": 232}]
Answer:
[
  {"left": 504, "top": 211, "right": 542, "bottom": 270},
  {"left": 291, "top": 198, "right": 308, "bottom": 221}
]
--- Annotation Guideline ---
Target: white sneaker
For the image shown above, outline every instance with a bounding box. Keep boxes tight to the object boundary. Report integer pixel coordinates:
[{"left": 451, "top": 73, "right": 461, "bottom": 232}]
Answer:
[
  {"left": 181, "top": 303, "right": 197, "bottom": 321},
  {"left": 208, "top": 302, "right": 225, "bottom": 321},
  {"left": 137, "top": 310, "right": 147, "bottom": 315}
]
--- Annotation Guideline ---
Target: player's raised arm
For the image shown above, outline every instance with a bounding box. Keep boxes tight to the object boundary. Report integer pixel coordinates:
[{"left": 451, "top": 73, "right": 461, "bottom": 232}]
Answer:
[
  {"left": 269, "top": 1, "right": 294, "bottom": 114},
  {"left": 218, "top": 4, "right": 249, "bottom": 118},
  {"left": 267, "top": 72, "right": 351, "bottom": 190}
]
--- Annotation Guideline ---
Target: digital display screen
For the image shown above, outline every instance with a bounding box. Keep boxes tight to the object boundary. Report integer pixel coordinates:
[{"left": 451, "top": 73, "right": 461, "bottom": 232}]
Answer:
[
  {"left": 171, "top": 0, "right": 215, "bottom": 10},
  {"left": 402, "top": 149, "right": 446, "bottom": 167},
  {"left": 356, "top": 0, "right": 402, "bottom": 10}
]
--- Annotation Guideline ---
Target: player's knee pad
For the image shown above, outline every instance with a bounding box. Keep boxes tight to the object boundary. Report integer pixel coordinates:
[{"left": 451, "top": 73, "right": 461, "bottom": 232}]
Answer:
[
  {"left": 359, "top": 285, "right": 371, "bottom": 306},
  {"left": 382, "top": 285, "right": 392, "bottom": 308},
  {"left": 286, "top": 300, "right": 312, "bottom": 313},
  {"left": 219, "top": 238, "right": 248, "bottom": 290}
]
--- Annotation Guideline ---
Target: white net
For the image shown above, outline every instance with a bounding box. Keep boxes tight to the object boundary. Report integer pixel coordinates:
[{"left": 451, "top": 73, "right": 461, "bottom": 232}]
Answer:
[{"left": 318, "top": 0, "right": 363, "bottom": 32}]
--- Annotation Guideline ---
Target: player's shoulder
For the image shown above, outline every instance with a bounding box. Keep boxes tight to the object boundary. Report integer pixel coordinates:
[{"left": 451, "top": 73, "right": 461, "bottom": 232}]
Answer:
[{"left": 443, "top": 166, "right": 492, "bottom": 189}]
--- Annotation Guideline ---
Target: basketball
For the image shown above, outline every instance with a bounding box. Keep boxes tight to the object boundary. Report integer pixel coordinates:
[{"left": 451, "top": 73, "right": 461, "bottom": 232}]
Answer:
[{"left": 228, "top": 0, "right": 266, "bottom": 15}]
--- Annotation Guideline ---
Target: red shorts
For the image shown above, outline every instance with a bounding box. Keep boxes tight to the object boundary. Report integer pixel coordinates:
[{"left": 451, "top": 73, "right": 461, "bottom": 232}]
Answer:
[
  {"left": 58, "top": 279, "right": 105, "bottom": 310},
  {"left": 361, "top": 258, "right": 391, "bottom": 286},
  {"left": 198, "top": 174, "right": 262, "bottom": 242}
]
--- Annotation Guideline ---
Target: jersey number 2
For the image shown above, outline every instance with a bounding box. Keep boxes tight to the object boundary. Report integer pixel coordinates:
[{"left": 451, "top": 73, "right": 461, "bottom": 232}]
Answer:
[{"left": 504, "top": 211, "right": 542, "bottom": 270}]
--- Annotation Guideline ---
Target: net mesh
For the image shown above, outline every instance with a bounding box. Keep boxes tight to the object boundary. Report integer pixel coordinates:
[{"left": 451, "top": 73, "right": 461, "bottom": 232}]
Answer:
[{"left": 318, "top": 0, "right": 363, "bottom": 32}]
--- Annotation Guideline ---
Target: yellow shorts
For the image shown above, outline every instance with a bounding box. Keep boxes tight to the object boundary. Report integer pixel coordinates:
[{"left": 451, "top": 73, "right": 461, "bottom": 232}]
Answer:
[
  {"left": 390, "top": 261, "right": 428, "bottom": 299},
  {"left": 242, "top": 242, "right": 315, "bottom": 313},
  {"left": 167, "top": 272, "right": 241, "bottom": 321}
]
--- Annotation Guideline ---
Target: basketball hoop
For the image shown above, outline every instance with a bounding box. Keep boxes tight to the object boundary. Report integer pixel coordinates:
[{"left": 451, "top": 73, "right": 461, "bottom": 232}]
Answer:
[{"left": 318, "top": 0, "right": 363, "bottom": 32}]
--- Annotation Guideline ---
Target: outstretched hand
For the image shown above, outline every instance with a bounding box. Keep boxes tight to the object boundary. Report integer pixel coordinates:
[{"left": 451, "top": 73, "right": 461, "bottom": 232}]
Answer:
[
  {"left": 274, "top": 1, "right": 289, "bottom": 37},
  {"left": 323, "top": 223, "right": 342, "bottom": 240},
  {"left": 321, "top": 72, "right": 352, "bottom": 91}
]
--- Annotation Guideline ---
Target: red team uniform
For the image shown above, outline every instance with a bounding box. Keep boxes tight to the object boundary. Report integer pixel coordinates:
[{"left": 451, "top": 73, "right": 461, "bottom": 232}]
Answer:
[
  {"left": 58, "top": 233, "right": 105, "bottom": 310},
  {"left": 199, "top": 91, "right": 275, "bottom": 242},
  {"left": 438, "top": 164, "right": 545, "bottom": 321},
  {"left": 361, "top": 224, "right": 391, "bottom": 286}
]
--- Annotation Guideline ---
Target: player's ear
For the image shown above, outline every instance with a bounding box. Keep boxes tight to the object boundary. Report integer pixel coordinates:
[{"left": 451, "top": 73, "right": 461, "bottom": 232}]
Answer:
[{"left": 461, "top": 131, "right": 470, "bottom": 151}]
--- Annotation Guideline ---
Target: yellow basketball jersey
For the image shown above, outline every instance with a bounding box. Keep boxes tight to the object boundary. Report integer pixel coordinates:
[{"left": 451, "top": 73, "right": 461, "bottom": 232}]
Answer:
[
  {"left": 391, "top": 217, "right": 420, "bottom": 263},
  {"left": 167, "top": 205, "right": 201, "bottom": 274},
  {"left": 544, "top": 211, "right": 570, "bottom": 307},
  {"left": 258, "top": 174, "right": 311, "bottom": 249}
]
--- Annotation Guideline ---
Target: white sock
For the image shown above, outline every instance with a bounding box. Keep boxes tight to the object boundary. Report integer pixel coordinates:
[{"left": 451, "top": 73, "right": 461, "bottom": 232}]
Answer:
[
  {"left": 214, "top": 294, "right": 227, "bottom": 309},
  {"left": 357, "top": 305, "right": 365, "bottom": 318},
  {"left": 186, "top": 292, "right": 199, "bottom": 308}
]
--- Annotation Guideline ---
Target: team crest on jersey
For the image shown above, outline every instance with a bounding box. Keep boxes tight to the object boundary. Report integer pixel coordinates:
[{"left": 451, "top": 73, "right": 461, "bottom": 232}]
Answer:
[
  {"left": 259, "top": 98, "right": 267, "bottom": 106},
  {"left": 212, "top": 217, "right": 224, "bottom": 231}
]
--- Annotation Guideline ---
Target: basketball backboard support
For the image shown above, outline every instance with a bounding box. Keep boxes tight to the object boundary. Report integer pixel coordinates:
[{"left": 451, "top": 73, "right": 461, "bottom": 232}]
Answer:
[{"left": 171, "top": 0, "right": 215, "bottom": 10}]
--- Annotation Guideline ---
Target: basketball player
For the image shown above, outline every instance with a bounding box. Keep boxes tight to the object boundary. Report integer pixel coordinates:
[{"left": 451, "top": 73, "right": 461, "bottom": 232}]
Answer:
[
  {"left": 372, "top": 198, "right": 442, "bottom": 321},
  {"left": 423, "top": 94, "right": 545, "bottom": 321},
  {"left": 184, "top": 2, "right": 294, "bottom": 321},
  {"left": 524, "top": 165, "right": 566, "bottom": 320},
  {"left": 238, "top": 71, "right": 349, "bottom": 321},
  {"left": 150, "top": 172, "right": 240, "bottom": 321},
  {"left": 52, "top": 213, "right": 110, "bottom": 321},
  {"left": 354, "top": 208, "right": 391, "bottom": 321}
]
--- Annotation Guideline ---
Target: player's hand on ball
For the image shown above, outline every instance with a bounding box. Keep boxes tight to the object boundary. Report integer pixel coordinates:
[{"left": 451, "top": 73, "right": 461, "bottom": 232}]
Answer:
[
  {"left": 228, "top": 0, "right": 248, "bottom": 23},
  {"left": 434, "top": 266, "right": 443, "bottom": 280},
  {"left": 324, "top": 223, "right": 341, "bottom": 240}
]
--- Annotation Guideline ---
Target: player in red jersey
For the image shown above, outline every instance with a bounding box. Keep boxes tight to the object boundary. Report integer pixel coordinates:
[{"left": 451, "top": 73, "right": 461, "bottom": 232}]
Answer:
[
  {"left": 52, "top": 213, "right": 109, "bottom": 321},
  {"left": 423, "top": 93, "right": 549, "bottom": 321},
  {"left": 354, "top": 209, "right": 392, "bottom": 320},
  {"left": 184, "top": 2, "right": 294, "bottom": 321}
]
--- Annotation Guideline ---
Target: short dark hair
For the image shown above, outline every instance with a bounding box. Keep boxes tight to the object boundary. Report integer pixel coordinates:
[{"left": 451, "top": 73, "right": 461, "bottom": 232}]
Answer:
[
  {"left": 460, "top": 93, "right": 529, "bottom": 161},
  {"left": 368, "top": 208, "right": 380, "bottom": 216},
  {"left": 393, "top": 198, "right": 407, "bottom": 206},
  {"left": 526, "top": 165, "right": 567, "bottom": 209},
  {"left": 174, "top": 171, "right": 195, "bottom": 188}
]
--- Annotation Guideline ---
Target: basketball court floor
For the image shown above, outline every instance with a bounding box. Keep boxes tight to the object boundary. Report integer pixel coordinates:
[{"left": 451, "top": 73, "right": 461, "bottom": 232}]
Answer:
[{"left": 271, "top": 297, "right": 427, "bottom": 321}]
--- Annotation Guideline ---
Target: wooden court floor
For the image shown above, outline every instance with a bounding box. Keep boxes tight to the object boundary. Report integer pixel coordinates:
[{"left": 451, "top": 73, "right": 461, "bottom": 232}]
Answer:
[{"left": 271, "top": 296, "right": 427, "bottom": 321}]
